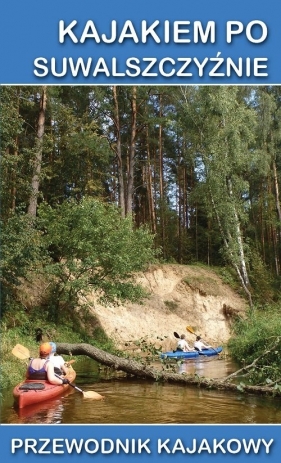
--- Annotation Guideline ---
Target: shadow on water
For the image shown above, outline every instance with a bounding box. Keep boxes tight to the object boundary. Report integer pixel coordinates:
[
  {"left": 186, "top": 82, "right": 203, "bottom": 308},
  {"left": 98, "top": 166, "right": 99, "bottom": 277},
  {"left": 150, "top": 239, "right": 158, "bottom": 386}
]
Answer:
[{"left": 2, "top": 357, "right": 281, "bottom": 424}]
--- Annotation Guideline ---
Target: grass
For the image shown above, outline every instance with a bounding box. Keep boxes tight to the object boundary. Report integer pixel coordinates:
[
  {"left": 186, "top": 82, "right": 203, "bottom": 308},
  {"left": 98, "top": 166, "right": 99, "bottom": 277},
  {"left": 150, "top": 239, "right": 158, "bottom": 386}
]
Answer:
[
  {"left": 164, "top": 300, "right": 179, "bottom": 311},
  {"left": 227, "top": 305, "right": 281, "bottom": 383},
  {"left": 0, "top": 312, "right": 118, "bottom": 391},
  {"left": 183, "top": 275, "right": 221, "bottom": 297}
]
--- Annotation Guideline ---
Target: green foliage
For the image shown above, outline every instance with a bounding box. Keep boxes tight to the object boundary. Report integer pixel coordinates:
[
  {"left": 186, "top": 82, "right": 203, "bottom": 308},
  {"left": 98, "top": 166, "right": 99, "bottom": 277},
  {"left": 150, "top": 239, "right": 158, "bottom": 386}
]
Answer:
[
  {"left": 213, "top": 266, "right": 244, "bottom": 295},
  {"left": 0, "top": 212, "right": 49, "bottom": 315},
  {"left": 127, "top": 335, "right": 181, "bottom": 374},
  {"left": 247, "top": 247, "right": 278, "bottom": 302},
  {"left": 1, "top": 85, "right": 281, "bottom": 302},
  {"left": 228, "top": 306, "right": 281, "bottom": 384},
  {"left": 179, "top": 86, "right": 258, "bottom": 299},
  {"left": 164, "top": 300, "right": 178, "bottom": 311},
  {"left": 37, "top": 197, "right": 157, "bottom": 311},
  {"left": 183, "top": 275, "right": 221, "bottom": 297}
]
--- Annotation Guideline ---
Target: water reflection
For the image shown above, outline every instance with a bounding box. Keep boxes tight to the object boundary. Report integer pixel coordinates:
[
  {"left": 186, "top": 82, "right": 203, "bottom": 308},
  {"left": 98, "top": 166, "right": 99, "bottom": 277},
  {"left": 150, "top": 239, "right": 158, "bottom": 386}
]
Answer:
[
  {"left": 2, "top": 358, "right": 281, "bottom": 424},
  {"left": 177, "top": 356, "right": 235, "bottom": 378},
  {"left": 3, "top": 389, "right": 75, "bottom": 424}
]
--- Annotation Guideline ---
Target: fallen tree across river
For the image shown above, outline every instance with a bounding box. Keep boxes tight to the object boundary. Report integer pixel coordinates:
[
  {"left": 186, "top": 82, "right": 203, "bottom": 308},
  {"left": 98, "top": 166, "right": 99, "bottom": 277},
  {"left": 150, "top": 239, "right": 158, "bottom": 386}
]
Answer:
[{"left": 57, "top": 342, "right": 281, "bottom": 398}]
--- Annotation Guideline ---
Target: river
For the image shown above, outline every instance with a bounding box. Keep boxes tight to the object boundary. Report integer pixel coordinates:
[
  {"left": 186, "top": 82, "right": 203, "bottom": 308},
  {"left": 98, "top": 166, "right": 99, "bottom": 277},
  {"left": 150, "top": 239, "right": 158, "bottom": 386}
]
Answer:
[{"left": 2, "top": 356, "right": 281, "bottom": 424}]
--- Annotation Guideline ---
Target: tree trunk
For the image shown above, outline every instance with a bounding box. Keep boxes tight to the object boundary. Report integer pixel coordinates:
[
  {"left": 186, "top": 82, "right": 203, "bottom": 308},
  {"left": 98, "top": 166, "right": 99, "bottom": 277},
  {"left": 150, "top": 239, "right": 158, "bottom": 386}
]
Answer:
[
  {"left": 272, "top": 158, "right": 281, "bottom": 275},
  {"left": 57, "top": 342, "right": 281, "bottom": 397},
  {"left": 112, "top": 86, "right": 125, "bottom": 218},
  {"left": 146, "top": 126, "right": 156, "bottom": 234},
  {"left": 273, "top": 158, "right": 281, "bottom": 222},
  {"left": 227, "top": 178, "right": 250, "bottom": 287},
  {"left": 158, "top": 94, "right": 166, "bottom": 257},
  {"left": 126, "top": 86, "right": 137, "bottom": 216},
  {"left": 210, "top": 189, "right": 253, "bottom": 307},
  {"left": 27, "top": 86, "right": 47, "bottom": 217},
  {"left": 177, "top": 150, "right": 182, "bottom": 262}
]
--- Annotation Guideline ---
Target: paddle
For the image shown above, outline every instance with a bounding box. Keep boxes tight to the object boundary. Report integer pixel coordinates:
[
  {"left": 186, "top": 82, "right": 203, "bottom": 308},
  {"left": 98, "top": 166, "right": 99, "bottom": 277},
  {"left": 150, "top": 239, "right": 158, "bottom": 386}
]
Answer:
[
  {"left": 12, "top": 343, "right": 104, "bottom": 400},
  {"left": 54, "top": 374, "right": 104, "bottom": 400},
  {"left": 186, "top": 325, "right": 201, "bottom": 337},
  {"left": 186, "top": 326, "right": 218, "bottom": 354},
  {"left": 12, "top": 344, "right": 31, "bottom": 360},
  {"left": 172, "top": 332, "right": 182, "bottom": 353}
]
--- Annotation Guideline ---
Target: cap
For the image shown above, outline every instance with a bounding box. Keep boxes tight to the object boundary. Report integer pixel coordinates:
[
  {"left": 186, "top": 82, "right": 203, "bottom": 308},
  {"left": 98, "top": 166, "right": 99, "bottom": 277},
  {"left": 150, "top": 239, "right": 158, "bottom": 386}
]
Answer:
[
  {"left": 49, "top": 342, "right": 57, "bottom": 354},
  {"left": 39, "top": 342, "right": 52, "bottom": 356}
]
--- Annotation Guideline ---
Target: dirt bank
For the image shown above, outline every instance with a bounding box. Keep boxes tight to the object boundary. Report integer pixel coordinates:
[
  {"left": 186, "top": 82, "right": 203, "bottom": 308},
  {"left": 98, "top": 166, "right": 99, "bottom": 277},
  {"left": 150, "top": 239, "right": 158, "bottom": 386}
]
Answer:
[{"left": 83, "top": 264, "right": 247, "bottom": 351}]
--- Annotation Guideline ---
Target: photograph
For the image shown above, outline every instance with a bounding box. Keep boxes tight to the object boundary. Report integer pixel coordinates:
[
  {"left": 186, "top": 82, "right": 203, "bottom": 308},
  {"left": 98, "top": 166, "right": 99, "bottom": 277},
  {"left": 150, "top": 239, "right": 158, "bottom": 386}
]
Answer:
[{"left": 1, "top": 84, "right": 281, "bottom": 425}]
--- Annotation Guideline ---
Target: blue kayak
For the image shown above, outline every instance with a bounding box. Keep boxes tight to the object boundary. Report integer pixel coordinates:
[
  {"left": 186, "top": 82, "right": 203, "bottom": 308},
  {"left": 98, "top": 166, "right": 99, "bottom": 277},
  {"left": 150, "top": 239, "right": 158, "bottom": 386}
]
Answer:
[{"left": 160, "top": 346, "right": 222, "bottom": 360}]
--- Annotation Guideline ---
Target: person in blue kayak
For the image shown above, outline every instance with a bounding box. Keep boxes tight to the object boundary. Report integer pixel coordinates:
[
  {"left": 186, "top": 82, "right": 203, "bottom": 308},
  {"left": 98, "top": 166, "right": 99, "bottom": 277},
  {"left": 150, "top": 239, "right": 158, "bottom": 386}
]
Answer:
[
  {"left": 48, "top": 342, "right": 69, "bottom": 376},
  {"left": 177, "top": 334, "right": 193, "bottom": 352},
  {"left": 194, "top": 336, "right": 212, "bottom": 351},
  {"left": 26, "top": 342, "right": 69, "bottom": 385}
]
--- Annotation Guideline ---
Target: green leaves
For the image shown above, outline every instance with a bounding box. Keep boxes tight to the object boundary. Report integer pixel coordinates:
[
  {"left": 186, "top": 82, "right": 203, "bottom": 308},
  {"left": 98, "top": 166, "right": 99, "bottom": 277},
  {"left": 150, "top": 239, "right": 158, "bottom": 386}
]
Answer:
[
  {"left": 38, "top": 197, "right": 158, "bottom": 304},
  {"left": 0, "top": 212, "right": 49, "bottom": 315},
  {"left": 228, "top": 307, "right": 281, "bottom": 385},
  {"left": 236, "top": 382, "right": 245, "bottom": 392}
]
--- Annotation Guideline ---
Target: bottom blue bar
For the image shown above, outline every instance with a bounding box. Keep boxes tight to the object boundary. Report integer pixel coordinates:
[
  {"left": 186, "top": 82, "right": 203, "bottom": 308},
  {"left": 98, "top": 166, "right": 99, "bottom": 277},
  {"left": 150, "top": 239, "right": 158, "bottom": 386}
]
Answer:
[{"left": 1, "top": 424, "right": 279, "bottom": 463}]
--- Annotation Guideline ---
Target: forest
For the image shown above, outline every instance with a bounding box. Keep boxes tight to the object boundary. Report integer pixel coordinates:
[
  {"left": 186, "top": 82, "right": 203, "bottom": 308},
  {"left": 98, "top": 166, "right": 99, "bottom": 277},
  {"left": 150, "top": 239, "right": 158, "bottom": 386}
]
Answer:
[{"left": 1, "top": 85, "right": 281, "bottom": 388}]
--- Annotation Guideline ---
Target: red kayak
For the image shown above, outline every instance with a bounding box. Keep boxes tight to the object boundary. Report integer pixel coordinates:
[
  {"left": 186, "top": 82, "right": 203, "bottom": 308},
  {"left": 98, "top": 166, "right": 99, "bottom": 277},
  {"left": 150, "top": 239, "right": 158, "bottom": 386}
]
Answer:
[{"left": 13, "top": 367, "right": 76, "bottom": 409}]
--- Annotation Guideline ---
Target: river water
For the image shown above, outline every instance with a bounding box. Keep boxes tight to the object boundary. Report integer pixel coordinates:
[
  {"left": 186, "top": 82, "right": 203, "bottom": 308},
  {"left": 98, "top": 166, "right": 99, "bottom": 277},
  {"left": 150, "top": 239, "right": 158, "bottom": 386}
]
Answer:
[{"left": 2, "top": 356, "right": 281, "bottom": 424}]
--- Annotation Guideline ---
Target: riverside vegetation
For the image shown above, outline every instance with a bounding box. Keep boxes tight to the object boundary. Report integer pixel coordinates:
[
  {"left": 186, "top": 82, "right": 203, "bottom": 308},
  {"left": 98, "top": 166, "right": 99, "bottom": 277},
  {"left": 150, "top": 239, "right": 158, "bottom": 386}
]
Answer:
[{"left": 1, "top": 85, "right": 281, "bottom": 395}]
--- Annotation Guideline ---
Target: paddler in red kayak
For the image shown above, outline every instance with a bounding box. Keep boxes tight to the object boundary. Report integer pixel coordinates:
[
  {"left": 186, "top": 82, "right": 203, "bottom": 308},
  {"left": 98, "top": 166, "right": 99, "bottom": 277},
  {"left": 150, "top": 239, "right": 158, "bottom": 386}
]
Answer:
[
  {"left": 48, "top": 341, "right": 69, "bottom": 375},
  {"left": 26, "top": 342, "right": 69, "bottom": 385}
]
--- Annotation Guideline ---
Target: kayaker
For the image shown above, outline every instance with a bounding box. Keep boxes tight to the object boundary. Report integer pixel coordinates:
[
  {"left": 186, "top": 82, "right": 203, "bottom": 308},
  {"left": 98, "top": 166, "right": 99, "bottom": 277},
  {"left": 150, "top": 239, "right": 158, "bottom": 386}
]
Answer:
[
  {"left": 48, "top": 342, "right": 69, "bottom": 375},
  {"left": 177, "top": 334, "right": 193, "bottom": 352},
  {"left": 26, "top": 342, "right": 69, "bottom": 385},
  {"left": 194, "top": 336, "right": 212, "bottom": 351}
]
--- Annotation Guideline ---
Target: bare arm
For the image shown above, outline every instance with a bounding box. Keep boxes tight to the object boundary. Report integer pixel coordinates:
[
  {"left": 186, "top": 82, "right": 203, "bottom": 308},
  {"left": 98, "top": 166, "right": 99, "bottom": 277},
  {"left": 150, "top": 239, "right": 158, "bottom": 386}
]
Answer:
[
  {"left": 56, "top": 355, "right": 69, "bottom": 375},
  {"left": 61, "top": 363, "right": 69, "bottom": 375},
  {"left": 184, "top": 341, "right": 193, "bottom": 351},
  {"left": 46, "top": 362, "right": 65, "bottom": 385},
  {"left": 202, "top": 342, "right": 212, "bottom": 349}
]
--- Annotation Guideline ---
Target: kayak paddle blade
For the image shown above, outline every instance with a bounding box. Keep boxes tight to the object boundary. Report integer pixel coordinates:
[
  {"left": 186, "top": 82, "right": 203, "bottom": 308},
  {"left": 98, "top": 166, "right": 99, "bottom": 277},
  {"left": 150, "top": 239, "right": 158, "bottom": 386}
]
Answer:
[{"left": 12, "top": 344, "right": 30, "bottom": 360}]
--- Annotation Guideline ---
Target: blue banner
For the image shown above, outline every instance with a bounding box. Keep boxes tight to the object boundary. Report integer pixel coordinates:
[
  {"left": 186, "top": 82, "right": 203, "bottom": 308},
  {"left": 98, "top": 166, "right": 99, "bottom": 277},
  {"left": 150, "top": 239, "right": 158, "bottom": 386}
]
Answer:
[
  {"left": 1, "top": 0, "right": 281, "bottom": 84},
  {"left": 1, "top": 424, "right": 280, "bottom": 462}
]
